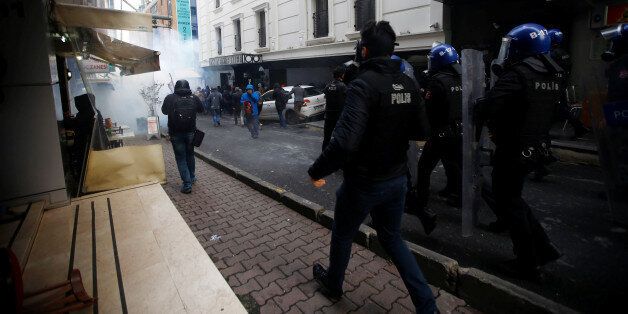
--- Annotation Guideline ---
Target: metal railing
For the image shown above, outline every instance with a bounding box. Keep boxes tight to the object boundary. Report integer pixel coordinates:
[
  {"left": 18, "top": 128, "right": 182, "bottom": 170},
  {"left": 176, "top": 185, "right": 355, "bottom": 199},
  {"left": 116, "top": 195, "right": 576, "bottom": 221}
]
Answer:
[
  {"left": 313, "top": 10, "right": 329, "bottom": 38},
  {"left": 235, "top": 34, "right": 242, "bottom": 51},
  {"left": 354, "top": 0, "right": 375, "bottom": 31},
  {"left": 258, "top": 27, "right": 266, "bottom": 48}
]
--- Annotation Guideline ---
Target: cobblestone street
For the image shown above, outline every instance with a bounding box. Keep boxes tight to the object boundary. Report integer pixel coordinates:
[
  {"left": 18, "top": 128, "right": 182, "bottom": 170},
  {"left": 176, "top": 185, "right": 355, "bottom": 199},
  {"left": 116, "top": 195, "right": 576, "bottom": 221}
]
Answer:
[{"left": 160, "top": 141, "right": 478, "bottom": 313}]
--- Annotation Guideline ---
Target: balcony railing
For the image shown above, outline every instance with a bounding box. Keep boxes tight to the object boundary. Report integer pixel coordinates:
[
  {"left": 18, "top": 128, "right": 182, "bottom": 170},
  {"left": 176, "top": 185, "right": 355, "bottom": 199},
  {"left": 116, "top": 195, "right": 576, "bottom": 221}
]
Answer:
[
  {"left": 258, "top": 28, "right": 266, "bottom": 48},
  {"left": 354, "top": 0, "right": 375, "bottom": 31},
  {"left": 235, "top": 34, "right": 242, "bottom": 52},
  {"left": 313, "top": 10, "right": 329, "bottom": 38}
]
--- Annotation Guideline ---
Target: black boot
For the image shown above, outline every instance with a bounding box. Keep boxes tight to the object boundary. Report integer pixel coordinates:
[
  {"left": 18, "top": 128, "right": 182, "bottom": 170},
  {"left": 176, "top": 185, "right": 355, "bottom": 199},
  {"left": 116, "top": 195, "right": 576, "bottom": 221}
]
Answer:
[
  {"left": 497, "top": 259, "right": 541, "bottom": 281},
  {"left": 537, "top": 242, "right": 562, "bottom": 266},
  {"left": 313, "top": 264, "right": 342, "bottom": 299}
]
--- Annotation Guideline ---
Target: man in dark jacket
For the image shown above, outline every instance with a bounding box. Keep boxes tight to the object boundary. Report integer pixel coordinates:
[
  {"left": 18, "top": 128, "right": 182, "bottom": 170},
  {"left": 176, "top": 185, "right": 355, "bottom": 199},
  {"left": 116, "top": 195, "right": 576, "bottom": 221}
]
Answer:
[
  {"left": 272, "top": 83, "right": 288, "bottom": 128},
  {"left": 232, "top": 87, "right": 243, "bottom": 125},
  {"left": 308, "top": 21, "right": 435, "bottom": 313},
  {"left": 322, "top": 66, "right": 347, "bottom": 150},
  {"left": 209, "top": 87, "right": 223, "bottom": 126},
  {"left": 162, "top": 80, "right": 204, "bottom": 193}
]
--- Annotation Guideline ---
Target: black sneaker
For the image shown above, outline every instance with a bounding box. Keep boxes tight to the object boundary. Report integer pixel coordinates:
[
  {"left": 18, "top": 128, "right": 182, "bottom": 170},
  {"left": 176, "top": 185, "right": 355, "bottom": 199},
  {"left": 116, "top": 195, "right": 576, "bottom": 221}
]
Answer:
[
  {"left": 312, "top": 263, "right": 342, "bottom": 300},
  {"left": 180, "top": 186, "right": 192, "bottom": 194},
  {"left": 498, "top": 259, "right": 541, "bottom": 281},
  {"left": 483, "top": 221, "right": 509, "bottom": 234},
  {"left": 537, "top": 243, "right": 562, "bottom": 266},
  {"left": 417, "top": 209, "right": 438, "bottom": 236}
]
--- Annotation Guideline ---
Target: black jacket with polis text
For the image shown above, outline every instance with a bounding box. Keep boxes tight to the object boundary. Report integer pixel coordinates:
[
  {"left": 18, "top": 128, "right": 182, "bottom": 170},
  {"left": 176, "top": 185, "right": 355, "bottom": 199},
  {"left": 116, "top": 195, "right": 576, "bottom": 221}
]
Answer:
[{"left": 308, "top": 58, "right": 429, "bottom": 181}]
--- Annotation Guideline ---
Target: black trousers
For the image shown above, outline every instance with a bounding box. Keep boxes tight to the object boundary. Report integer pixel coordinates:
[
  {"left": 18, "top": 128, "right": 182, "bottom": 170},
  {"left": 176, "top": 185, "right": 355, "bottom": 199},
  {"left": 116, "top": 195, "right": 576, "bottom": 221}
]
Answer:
[
  {"left": 490, "top": 150, "right": 552, "bottom": 266},
  {"left": 322, "top": 112, "right": 341, "bottom": 151},
  {"left": 415, "top": 136, "right": 461, "bottom": 209}
]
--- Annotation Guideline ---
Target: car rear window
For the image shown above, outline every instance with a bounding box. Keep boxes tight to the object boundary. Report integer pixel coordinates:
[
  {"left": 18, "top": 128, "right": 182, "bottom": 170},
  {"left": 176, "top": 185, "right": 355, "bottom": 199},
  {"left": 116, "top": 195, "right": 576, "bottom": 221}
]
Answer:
[{"left": 304, "top": 88, "right": 322, "bottom": 97}]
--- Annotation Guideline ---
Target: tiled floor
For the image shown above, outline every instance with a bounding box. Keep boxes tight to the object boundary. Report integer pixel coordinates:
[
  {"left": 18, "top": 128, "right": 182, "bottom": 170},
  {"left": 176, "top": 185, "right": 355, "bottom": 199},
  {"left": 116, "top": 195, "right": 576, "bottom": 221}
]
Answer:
[
  {"left": 21, "top": 183, "right": 245, "bottom": 313},
  {"left": 161, "top": 141, "right": 479, "bottom": 313}
]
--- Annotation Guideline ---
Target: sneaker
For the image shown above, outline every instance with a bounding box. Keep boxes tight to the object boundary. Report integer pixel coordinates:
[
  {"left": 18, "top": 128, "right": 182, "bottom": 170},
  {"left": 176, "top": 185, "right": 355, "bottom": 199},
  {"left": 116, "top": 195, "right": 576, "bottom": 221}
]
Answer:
[
  {"left": 419, "top": 211, "right": 438, "bottom": 236},
  {"left": 191, "top": 177, "right": 197, "bottom": 185},
  {"left": 313, "top": 264, "right": 342, "bottom": 300},
  {"left": 180, "top": 186, "right": 192, "bottom": 194},
  {"left": 483, "top": 220, "right": 509, "bottom": 234},
  {"left": 537, "top": 242, "right": 562, "bottom": 266},
  {"left": 497, "top": 259, "right": 542, "bottom": 281}
]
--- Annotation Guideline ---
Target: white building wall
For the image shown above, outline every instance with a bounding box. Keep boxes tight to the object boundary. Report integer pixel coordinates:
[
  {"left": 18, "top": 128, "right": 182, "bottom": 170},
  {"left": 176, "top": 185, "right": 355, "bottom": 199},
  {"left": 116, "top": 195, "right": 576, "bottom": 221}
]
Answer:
[{"left": 198, "top": 0, "right": 445, "bottom": 66}]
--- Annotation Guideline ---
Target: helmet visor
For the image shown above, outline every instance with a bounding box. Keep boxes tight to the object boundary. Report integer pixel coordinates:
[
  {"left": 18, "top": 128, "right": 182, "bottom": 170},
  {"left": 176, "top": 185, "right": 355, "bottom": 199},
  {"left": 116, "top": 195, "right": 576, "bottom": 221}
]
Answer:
[
  {"left": 427, "top": 54, "right": 434, "bottom": 72},
  {"left": 496, "top": 37, "right": 512, "bottom": 66}
]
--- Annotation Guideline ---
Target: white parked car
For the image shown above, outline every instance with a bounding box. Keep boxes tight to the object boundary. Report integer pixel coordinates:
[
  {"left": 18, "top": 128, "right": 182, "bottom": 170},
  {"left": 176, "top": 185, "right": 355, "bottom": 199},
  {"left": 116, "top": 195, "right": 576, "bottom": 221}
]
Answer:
[{"left": 259, "top": 85, "right": 326, "bottom": 124}]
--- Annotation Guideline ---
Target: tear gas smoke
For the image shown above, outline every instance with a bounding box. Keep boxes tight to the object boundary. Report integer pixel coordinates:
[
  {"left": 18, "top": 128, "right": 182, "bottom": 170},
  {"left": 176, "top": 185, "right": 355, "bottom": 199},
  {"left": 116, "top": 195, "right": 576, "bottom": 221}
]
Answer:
[{"left": 70, "top": 28, "right": 208, "bottom": 134}]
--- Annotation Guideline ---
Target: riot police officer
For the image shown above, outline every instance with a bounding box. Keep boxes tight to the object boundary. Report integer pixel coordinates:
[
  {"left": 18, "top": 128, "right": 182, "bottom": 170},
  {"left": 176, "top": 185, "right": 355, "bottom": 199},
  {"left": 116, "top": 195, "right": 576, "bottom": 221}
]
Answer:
[
  {"left": 478, "top": 23, "right": 562, "bottom": 278},
  {"left": 322, "top": 66, "right": 347, "bottom": 150},
  {"left": 413, "top": 43, "right": 463, "bottom": 225},
  {"left": 548, "top": 28, "right": 589, "bottom": 141},
  {"left": 308, "top": 21, "right": 435, "bottom": 312}
]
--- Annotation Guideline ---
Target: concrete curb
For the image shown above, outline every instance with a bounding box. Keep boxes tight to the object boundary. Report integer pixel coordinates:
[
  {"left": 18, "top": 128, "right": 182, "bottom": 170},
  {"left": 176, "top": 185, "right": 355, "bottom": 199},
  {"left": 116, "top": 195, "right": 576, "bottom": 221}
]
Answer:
[{"left": 194, "top": 149, "right": 577, "bottom": 314}]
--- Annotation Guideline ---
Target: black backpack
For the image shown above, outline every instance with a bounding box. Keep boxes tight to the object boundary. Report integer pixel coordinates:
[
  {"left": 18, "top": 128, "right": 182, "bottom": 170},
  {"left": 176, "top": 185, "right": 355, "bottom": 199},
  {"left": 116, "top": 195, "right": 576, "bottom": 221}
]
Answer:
[{"left": 172, "top": 95, "right": 197, "bottom": 132}]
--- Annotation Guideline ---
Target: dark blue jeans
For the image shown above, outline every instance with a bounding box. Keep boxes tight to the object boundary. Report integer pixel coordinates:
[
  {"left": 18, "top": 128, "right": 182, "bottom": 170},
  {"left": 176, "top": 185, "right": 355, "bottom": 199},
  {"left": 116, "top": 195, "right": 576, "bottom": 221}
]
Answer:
[
  {"left": 277, "top": 108, "right": 287, "bottom": 128},
  {"left": 328, "top": 175, "right": 436, "bottom": 313},
  {"left": 212, "top": 109, "right": 221, "bottom": 125},
  {"left": 171, "top": 132, "right": 195, "bottom": 189}
]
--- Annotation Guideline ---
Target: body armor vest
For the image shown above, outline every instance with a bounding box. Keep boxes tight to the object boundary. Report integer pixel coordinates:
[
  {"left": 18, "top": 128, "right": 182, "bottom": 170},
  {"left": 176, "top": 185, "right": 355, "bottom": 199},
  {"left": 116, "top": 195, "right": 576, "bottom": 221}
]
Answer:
[
  {"left": 349, "top": 70, "right": 426, "bottom": 178},
  {"left": 511, "top": 62, "right": 560, "bottom": 145}
]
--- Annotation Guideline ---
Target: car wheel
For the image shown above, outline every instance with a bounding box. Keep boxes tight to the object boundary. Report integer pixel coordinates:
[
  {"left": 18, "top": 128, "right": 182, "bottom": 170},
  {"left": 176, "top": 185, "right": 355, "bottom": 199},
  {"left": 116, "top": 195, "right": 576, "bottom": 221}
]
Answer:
[{"left": 285, "top": 110, "right": 300, "bottom": 125}]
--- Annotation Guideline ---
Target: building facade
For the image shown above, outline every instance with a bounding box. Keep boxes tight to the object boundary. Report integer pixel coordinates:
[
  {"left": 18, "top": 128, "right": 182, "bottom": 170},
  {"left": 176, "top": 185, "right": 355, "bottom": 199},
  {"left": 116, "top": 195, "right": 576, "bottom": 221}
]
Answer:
[{"left": 197, "top": 0, "right": 446, "bottom": 89}]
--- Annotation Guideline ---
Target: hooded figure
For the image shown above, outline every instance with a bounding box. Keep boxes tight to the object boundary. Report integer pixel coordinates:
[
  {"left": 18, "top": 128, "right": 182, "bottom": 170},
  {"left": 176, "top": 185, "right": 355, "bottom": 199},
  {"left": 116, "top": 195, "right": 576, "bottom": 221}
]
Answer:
[{"left": 161, "top": 79, "right": 204, "bottom": 193}]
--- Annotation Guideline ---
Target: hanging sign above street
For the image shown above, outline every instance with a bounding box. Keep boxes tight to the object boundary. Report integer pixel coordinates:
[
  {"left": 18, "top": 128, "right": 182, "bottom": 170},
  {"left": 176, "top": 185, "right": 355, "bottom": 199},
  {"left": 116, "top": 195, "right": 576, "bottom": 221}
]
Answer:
[
  {"left": 82, "top": 59, "right": 114, "bottom": 73},
  {"left": 177, "top": 0, "right": 192, "bottom": 40}
]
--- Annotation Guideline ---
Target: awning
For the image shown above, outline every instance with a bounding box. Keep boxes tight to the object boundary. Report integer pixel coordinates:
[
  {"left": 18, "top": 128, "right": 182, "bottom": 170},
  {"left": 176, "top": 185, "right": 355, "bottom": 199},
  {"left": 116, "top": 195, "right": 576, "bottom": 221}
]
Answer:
[
  {"left": 53, "top": 3, "right": 153, "bottom": 32},
  {"left": 57, "top": 28, "right": 160, "bottom": 75}
]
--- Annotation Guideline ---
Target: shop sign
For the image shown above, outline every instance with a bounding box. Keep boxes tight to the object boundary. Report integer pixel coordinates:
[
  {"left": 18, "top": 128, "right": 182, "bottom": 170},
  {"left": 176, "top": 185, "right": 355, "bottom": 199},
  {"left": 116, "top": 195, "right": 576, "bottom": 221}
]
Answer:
[
  {"left": 207, "top": 54, "right": 262, "bottom": 66},
  {"left": 83, "top": 59, "right": 114, "bottom": 73},
  {"left": 177, "top": 0, "right": 192, "bottom": 40},
  {"left": 147, "top": 116, "right": 160, "bottom": 135}
]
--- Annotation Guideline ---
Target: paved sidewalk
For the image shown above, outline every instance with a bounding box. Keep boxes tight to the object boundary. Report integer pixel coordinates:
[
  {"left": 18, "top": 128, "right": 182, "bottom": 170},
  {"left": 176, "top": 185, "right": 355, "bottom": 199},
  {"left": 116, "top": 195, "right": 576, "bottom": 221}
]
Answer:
[{"left": 161, "top": 141, "right": 478, "bottom": 313}]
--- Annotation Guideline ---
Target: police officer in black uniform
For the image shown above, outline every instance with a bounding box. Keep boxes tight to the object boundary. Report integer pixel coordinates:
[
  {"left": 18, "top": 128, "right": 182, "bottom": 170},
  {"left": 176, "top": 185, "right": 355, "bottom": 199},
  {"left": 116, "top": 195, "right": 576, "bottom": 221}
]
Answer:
[
  {"left": 548, "top": 28, "right": 589, "bottom": 141},
  {"left": 412, "top": 43, "right": 463, "bottom": 228},
  {"left": 478, "top": 23, "right": 562, "bottom": 278},
  {"left": 322, "top": 66, "right": 347, "bottom": 150},
  {"left": 307, "top": 21, "right": 435, "bottom": 312}
]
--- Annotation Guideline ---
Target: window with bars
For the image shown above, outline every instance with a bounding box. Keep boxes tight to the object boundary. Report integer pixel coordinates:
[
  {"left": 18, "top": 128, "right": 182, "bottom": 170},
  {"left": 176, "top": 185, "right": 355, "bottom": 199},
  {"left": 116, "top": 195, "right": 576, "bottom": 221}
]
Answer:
[
  {"left": 234, "top": 19, "right": 242, "bottom": 51},
  {"left": 258, "top": 10, "right": 267, "bottom": 47},
  {"left": 354, "top": 0, "right": 375, "bottom": 31},
  {"left": 313, "top": 0, "right": 329, "bottom": 38},
  {"left": 216, "top": 27, "right": 222, "bottom": 55}
]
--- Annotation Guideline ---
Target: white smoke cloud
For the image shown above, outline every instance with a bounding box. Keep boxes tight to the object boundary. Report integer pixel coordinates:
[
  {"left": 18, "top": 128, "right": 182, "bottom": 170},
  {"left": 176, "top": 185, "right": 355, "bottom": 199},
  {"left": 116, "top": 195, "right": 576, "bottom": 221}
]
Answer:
[{"left": 76, "top": 28, "right": 210, "bottom": 134}]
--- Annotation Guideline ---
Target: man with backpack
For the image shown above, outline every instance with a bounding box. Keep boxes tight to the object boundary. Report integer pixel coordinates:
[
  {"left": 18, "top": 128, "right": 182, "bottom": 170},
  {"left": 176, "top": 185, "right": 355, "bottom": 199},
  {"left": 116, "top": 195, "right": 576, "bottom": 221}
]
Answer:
[
  {"left": 162, "top": 80, "right": 204, "bottom": 194},
  {"left": 240, "top": 84, "right": 260, "bottom": 138}
]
